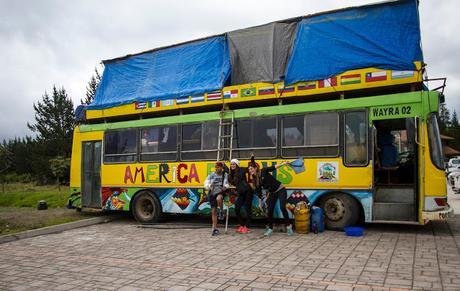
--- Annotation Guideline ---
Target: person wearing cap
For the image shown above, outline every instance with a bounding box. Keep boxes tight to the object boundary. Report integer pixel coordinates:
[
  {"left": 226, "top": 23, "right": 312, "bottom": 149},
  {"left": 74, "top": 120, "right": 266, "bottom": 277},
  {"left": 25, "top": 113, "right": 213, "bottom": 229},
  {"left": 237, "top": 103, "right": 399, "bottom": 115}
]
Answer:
[
  {"left": 228, "top": 158, "right": 253, "bottom": 234},
  {"left": 248, "top": 156, "right": 293, "bottom": 236},
  {"left": 204, "top": 161, "right": 229, "bottom": 236}
]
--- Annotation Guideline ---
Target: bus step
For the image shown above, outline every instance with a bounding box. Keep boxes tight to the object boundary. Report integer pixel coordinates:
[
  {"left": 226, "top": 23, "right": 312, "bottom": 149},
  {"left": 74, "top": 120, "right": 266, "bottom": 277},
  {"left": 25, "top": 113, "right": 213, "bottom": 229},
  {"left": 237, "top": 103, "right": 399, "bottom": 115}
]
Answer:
[{"left": 374, "top": 187, "right": 415, "bottom": 203}]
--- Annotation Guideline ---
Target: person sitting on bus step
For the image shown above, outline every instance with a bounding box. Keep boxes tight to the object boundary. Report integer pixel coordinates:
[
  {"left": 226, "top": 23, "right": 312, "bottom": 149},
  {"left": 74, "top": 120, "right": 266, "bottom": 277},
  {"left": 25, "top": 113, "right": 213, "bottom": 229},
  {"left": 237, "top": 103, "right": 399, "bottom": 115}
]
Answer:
[
  {"left": 248, "top": 156, "right": 293, "bottom": 236},
  {"left": 228, "top": 158, "right": 253, "bottom": 234},
  {"left": 204, "top": 161, "right": 229, "bottom": 236}
]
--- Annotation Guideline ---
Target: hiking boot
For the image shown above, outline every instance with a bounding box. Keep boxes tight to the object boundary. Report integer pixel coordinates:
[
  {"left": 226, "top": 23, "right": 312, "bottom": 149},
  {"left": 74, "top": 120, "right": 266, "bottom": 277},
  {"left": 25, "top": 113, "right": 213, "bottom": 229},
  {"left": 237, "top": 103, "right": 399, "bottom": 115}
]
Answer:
[
  {"left": 264, "top": 228, "right": 273, "bottom": 237},
  {"left": 287, "top": 225, "right": 294, "bottom": 236},
  {"left": 240, "top": 226, "right": 251, "bottom": 234},
  {"left": 212, "top": 229, "right": 220, "bottom": 236}
]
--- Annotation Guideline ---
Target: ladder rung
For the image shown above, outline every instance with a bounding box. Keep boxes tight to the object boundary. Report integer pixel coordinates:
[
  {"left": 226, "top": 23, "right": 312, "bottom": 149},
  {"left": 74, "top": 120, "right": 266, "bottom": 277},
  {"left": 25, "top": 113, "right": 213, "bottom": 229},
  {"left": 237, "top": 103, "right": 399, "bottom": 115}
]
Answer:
[
  {"left": 218, "top": 135, "right": 233, "bottom": 138},
  {"left": 219, "top": 122, "right": 234, "bottom": 126},
  {"left": 217, "top": 148, "right": 232, "bottom": 151}
]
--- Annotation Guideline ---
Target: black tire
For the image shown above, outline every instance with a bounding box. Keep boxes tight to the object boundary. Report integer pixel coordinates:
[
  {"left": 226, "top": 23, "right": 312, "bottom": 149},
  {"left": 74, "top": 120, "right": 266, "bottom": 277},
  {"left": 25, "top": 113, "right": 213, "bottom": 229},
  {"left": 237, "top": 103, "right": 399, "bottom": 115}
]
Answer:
[
  {"left": 132, "top": 191, "right": 162, "bottom": 223},
  {"left": 318, "top": 193, "right": 359, "bottom": 230}
]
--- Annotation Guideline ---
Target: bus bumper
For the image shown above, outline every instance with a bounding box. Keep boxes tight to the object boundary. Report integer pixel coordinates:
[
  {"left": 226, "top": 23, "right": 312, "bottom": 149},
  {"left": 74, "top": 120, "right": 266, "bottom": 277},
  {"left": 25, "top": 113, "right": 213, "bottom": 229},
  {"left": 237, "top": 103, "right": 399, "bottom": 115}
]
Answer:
[{"left": 422, "top": 203, "right": 454, "bottom": 223}]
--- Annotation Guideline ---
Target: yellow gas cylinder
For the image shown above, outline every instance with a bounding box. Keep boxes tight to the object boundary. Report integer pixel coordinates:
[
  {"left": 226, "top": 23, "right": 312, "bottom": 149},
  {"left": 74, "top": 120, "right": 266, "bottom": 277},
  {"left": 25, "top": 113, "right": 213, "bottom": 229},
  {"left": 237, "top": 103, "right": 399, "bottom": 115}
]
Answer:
[{"left": 294, "top": 201, "right": 310, "bottom": 234}]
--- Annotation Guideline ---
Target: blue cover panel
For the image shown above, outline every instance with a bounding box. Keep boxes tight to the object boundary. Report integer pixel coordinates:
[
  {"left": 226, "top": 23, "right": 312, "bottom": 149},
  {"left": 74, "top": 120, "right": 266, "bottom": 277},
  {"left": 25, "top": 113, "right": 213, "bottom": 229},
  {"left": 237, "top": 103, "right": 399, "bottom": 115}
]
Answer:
[
  {"left": 74, "top": 105, "right": 86, "bottom": 122},
  {"left": 285, "top": 0, "right": 423, "bottom": 85},
  {"left": 89, "top": 36, "right": 230, "bottom": 109}
]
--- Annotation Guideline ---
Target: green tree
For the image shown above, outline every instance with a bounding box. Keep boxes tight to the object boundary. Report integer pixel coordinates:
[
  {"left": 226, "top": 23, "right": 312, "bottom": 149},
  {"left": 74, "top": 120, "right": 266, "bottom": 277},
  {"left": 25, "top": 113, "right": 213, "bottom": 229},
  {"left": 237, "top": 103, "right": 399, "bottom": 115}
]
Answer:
[
  {"left": 49, "top": 156, "right": 70, "bottom": 190},
  {"left": 449, "top": 110, "right": 460, "bottom": 151},
  {"left": 81, "top": 67, "right": 102, "bottom": 105},
  {"left": 451, "top": 110, "right": 459, "bottom": 128},
  {"left": 0, "top": 143, "right": 13, "bottom": 192},
  {"left": 439, "top": 103, "right": 451, "bottom": 134},
  {"left": 27, "top": 86, "right": 75, "bottom": 157}
]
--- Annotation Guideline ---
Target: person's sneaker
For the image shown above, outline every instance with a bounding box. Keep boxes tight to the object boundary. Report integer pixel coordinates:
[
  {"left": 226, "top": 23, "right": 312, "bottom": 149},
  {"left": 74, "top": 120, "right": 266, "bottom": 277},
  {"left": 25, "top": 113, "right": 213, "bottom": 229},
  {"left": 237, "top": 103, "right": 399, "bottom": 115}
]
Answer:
[
  {"left": 287, "top": 225, "right": 294, "bottom": 236},
  {"left": 264, "top": 228, "right": 273, "bottom": 236},
  {"left": 240, "top": 226, "right": 251, "bottom": 234},
  {"left": 212, "top": 229, "right": 220, "bottom": 236},
  {"left": 236, "top": 225, "right": 243, "bottom": 233}
]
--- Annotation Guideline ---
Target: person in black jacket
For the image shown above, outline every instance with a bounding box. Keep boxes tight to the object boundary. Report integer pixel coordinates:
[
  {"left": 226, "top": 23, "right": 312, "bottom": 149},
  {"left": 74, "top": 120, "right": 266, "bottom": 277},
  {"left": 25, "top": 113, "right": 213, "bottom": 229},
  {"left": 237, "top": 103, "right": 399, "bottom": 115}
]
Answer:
[
  {"left": 248, "top": 157, "right": 293, "bottom": 236},
  {"left": 228, "top": 158, "right": 253, "bottom": 234}
]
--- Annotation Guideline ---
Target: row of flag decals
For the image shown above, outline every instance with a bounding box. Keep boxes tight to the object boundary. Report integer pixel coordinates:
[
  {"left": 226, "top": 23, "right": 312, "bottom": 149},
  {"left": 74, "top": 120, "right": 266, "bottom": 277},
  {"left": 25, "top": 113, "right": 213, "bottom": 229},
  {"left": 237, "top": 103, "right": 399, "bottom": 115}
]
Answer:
[
  {"left": 135, "top": 69, "right": 416, "bottom": 110},
  {"left": 391, "top": 70, "right": 414, "bottom": 79},
  {"left": 318, "top": 77, "right": 337, "bottom": 88},
  {"left": 207, "top": 92, "right": 222, "bottom": 101},
  {"left": 223, "top": 89, "right": 238, "bottom": 99},
  {"left": 258, "top": 86, "right": 275, "bottom": 95},
  {"left": 341, "top": 74, "right": 361, "bottom": 85}
]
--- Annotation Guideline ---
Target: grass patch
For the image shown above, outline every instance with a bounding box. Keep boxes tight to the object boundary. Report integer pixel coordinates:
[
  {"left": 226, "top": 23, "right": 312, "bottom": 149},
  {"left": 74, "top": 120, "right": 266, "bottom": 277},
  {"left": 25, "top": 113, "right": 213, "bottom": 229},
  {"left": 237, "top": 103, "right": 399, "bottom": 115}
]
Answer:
[
  {"left": 0, "top": 183, "right": 69, "bottom": 208},
  {"left": 0, "top": 183, "right": 103, "bottom": 236},
  {"left": 0, "top": 207, "right": 100, "bottom": 235}
]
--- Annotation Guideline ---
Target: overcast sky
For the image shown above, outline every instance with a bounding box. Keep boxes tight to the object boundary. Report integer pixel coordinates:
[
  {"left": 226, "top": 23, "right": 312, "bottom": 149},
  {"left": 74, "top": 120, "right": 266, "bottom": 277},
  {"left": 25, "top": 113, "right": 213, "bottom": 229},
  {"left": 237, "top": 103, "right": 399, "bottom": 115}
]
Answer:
[{"left": 0, "top": 0, "right": 459, "bottom": 141}]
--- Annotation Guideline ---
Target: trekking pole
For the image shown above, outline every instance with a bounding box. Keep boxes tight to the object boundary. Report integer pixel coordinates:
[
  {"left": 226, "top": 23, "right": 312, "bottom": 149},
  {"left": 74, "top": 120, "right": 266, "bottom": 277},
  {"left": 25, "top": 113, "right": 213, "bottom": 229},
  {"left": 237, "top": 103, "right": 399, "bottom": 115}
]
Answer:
[
  {"left": 224, "top": 188, "right": 234, "bottom": 234},
  {"left": 225, "top": 195, "right": 229, "bottom": 233},
  {"left": 224, "top": 186, "right": 236, "bottom": 233}
]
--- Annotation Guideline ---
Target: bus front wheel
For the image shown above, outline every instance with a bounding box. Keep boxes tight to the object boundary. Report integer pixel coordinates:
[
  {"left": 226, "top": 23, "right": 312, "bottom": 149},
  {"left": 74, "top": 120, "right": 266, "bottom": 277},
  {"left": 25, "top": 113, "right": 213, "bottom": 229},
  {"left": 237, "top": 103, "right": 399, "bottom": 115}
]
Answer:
[
  {"left": 132, "top": 191, "right": 162, "bottom": 223},
  {"left": 319, "top": 193, "right": 359, "bottom": 230}
]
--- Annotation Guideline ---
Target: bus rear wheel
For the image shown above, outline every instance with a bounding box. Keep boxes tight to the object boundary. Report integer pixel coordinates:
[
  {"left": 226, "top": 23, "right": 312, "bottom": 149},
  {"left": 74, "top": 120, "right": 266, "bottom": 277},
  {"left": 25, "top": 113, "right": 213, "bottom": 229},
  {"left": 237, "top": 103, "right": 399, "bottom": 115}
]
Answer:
[
  {"left": 132, "top": 191, "right": 162, "bottom": 223},
  {"left": 319, "top": 193, "right": 359, "bottom": 230}
]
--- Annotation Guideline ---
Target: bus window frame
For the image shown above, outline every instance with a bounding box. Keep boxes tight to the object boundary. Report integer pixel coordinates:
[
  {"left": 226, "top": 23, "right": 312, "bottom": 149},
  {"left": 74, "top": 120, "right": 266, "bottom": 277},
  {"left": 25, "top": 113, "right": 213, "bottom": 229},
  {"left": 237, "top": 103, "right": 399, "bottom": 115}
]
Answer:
[
  {"left": 232, "top": 116, "right": 278, "bottom": 159},
  {"left": 281, "top": 112, "right": 340, "bottom": 158},
  {"left": 139, "top": 125, "right": 179, "bottom": 163},
  {"left": 427, "top": 113, "right": 445, "bottom": 170},
  {"left": 180, "top": 121, "right": 219, "bottom": 161},
  {"left": 343, "top": 110, "right": 369, "bottom": 167},
  {"left": 103, "top": 128, "right": 139, "bottom": 164}
]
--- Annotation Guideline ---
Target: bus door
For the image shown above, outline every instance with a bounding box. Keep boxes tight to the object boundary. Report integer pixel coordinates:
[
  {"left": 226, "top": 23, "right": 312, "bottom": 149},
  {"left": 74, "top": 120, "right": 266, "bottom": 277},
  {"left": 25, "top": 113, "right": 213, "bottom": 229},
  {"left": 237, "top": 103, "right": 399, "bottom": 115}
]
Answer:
[
  {"left": 373, "top": 118, "right": 418, "bottom": 221},
  {"left": 82, "top": 141, "right": 102, "bottom": 208}
]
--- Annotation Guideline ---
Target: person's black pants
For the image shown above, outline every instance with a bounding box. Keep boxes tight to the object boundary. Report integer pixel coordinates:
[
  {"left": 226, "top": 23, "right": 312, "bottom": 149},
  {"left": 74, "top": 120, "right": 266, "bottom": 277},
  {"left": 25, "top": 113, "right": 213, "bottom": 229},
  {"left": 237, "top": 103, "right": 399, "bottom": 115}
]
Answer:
[
  {"left": 235, "top": 190, "right": 253, "bottom": 227},
  {"left": 266, "top": 188, "right": 290, "bottom": 229}
]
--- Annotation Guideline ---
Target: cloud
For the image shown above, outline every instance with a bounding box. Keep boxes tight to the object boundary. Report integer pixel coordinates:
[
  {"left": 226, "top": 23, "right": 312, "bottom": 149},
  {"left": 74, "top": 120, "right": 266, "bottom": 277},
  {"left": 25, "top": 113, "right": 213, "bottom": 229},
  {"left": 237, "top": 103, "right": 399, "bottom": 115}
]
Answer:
[{"left": 1, "top": 0, "right": 460, "bottom": 141}]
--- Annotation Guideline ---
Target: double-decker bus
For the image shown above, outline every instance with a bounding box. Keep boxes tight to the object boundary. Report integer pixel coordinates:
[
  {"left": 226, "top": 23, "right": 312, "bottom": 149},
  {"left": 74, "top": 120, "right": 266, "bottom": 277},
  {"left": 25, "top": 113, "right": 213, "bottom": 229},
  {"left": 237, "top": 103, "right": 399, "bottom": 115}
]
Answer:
[{"left": 70, "top": 0, "right": 453, "bottom": 229}]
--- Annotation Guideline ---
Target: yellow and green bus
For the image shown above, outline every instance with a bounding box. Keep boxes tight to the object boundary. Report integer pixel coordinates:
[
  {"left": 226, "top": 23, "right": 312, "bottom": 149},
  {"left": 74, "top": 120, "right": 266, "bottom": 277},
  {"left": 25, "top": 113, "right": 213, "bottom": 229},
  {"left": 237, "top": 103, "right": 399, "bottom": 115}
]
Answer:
[
  {"left": 70, "top": 69, "right": 452, "bottom": 229},
  {"left": 69, "top": 1, "right": 453, "bottom": 229}
]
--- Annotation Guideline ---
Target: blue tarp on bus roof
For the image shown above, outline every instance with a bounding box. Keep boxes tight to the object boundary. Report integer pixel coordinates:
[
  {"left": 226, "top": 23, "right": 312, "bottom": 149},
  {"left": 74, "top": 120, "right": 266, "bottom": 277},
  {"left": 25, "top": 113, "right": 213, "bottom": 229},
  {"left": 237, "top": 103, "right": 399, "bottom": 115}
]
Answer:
[
  {"left": 88, "top": 36, "right": 231, "bottom": 109},
  {"left": 89, "top": 0, "right": 424, "bottom": 110},
  {"left": 284, "top": 0, "right": 423, "bottom": 85}
]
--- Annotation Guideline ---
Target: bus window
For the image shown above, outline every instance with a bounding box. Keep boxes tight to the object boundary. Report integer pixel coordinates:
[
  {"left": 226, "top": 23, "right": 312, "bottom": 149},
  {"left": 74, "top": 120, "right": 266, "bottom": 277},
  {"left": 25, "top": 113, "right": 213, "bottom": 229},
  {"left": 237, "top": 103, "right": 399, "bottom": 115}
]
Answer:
[
  {"left": 233, "top": 117, "right": 277, "bottom": 159},
  {"left": 282, "top": 115, "right": 304, "bottom": 146},
  {"left": 181, "top": 121, "right": 219, "bottom": 160},
  {"left": 282, "top": 112, "right": 339, "bottom": 157},
  {"left": 344, "top": 111, "right": 368, "bottom": 166},
  {"left": 234, "top": 120, "right": 251, "bottom": 148},
  {"left": 202, "top": 121, "right": 219, "bottom": 150},
  {"left": 306, "top": 113, "right": 338, "bottom": 146},
  {"left": 104, "top": 129, "right": 137, "bottom": 163},
  {"left": 140, "top": 126, "right": 177, "bottom": 162},
  {"left": 182, "top": 124, "right": 201, "bottom": 151},
  {"left": 427, "top": 113, "right": 445, "bottom": 170}
]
